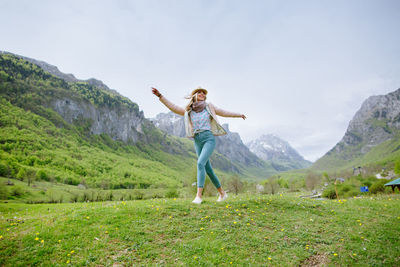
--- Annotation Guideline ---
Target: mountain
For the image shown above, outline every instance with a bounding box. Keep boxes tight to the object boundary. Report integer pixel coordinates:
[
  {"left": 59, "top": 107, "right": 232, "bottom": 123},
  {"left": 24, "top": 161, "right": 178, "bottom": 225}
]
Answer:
[
  {"left": 246, "top": 134, "right": 312, "bottom": 171},
  {"left": 150, "top": 112, "right": 265, "bottom": 170},
  {"left": 312, "top": 88, "right": 400, "bottom": 171},
  {"left": 151, "top": 112, "right": 186, "bottom": 138}
]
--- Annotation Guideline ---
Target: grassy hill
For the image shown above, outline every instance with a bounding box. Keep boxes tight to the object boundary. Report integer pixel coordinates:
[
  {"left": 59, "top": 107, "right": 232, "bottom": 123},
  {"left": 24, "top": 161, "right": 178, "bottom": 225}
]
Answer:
[
  {"left": 0, "top": 193, "right": 399, "bottom": 266},
  {"left": 0, "top": 99, "right": 196, "bottom": 190}
]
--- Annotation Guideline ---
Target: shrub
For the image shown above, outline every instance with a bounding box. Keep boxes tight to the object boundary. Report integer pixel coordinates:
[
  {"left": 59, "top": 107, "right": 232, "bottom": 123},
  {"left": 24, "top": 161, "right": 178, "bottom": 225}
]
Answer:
[
  {"left": 10, "top": 186, "right": 24, "bottom": 197},
  {"left": 36, "top": 169, "right": 49, "bottom": 181},
  {"left": 370, "top": 179, "right": 390, "bottom": 194},
  {"left": 363, "top": 181, "right": 372, "bottom": 187},
  {"left": 0, "top": 182, "right": 9, "bottom": 199},
  {"left": 16, "top": 168, "right": 26, "bottom": 181},
  {"left": 341, "top": 184, "right": 352, "bottom": 193},
  {"left": 106, "top": 192, "right": 113, "bottom": 201},
  {"left": 70, "top": 193, "right": 79, "bottom": 203},
  {"left": 0, "top": 162, "right": 9, "bottom": 177},
  {"left": 322, "top": 186, "right": 337, "bottom": 199},
  {"left": 165, "top": 188, "right": 179, "bottom": 198},
  {"left": 132, "top": 190, "right": 144, "bottom": 200}
]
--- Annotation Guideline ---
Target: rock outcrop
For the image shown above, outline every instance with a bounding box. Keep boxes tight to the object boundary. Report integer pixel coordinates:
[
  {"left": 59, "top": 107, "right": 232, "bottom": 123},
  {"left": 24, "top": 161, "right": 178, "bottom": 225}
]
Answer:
[
  {"left": 52, "top": 98, "right": 145, "bottom": 143},
  {"left": 328, "top": 88, "right": 400, "bottom": 157}
]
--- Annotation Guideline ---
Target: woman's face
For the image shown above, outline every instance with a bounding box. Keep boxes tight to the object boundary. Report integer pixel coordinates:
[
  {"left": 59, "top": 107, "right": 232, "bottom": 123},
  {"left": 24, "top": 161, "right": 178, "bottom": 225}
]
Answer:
[{"left": 196, "top": 91, "right": 206, "bottom": 101}]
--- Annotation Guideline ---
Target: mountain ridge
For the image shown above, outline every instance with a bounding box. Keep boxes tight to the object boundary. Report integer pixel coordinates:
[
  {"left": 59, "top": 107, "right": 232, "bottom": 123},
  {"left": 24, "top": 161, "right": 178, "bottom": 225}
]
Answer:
[
  {"left": 246, "top": 134, "right": 312, "bottom": 171},
  {"left": 312, "top": 88, "right": 400, "bottom": 171}
]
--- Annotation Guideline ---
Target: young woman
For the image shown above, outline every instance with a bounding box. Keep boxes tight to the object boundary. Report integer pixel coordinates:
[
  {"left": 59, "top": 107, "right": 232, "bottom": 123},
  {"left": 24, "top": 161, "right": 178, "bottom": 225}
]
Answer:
[{"left": 152, "top": 87, "right": 246, "bottom": 204}]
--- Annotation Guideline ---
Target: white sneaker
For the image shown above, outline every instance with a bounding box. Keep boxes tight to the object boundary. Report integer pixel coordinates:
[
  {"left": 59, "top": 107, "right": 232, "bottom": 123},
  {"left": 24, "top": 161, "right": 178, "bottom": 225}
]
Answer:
[
  {"left": 192, "top": 196, "right": 202, "bottom": 204},
  {"left": 217, "top": 193, "right": 228, "bottom": 202}
]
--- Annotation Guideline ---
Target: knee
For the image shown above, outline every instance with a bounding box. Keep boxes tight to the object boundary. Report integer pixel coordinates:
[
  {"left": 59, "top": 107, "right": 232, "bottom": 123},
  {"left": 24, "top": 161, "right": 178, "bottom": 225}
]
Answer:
[{"left": 197, "top": 161, "right": 206, "bottom": 169}]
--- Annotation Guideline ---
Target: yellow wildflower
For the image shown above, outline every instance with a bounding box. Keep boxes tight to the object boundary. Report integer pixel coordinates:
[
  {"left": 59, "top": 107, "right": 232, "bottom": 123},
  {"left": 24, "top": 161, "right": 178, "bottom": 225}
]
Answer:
[{"left": 35, "top": 237, "right": 39, "bottom": 241}]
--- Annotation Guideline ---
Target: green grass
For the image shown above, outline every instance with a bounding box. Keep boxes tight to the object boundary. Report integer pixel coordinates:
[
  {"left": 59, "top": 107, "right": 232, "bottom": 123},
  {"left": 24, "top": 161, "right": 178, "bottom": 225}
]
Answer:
[
  {"left": 0, "top": 177, "right": 176, "bottom": 204},
  {"left": 1, "top": 193, "right": 399, "bottom": 266}
]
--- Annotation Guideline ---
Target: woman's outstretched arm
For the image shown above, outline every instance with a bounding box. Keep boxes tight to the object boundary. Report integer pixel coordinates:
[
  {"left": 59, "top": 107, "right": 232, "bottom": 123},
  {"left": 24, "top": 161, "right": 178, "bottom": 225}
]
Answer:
[
  {"left": 211, "top": 103, "right": 246, "bottom": 120},
  {"left": 151, "top": 87, "right": 185, "bottom": 116}
]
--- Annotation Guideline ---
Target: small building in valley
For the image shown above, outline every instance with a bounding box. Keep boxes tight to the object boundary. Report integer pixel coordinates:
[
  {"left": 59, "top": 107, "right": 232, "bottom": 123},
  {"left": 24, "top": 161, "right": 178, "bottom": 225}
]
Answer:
[{"left": 384, "top": 178, "right": 400, "bottom": 192}]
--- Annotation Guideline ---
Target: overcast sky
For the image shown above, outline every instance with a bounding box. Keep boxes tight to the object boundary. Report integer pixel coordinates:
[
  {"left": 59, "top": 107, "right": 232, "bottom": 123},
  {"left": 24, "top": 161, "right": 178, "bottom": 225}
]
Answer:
[{"left": 1, "top": 0, "right": 400, "bottom": 161}]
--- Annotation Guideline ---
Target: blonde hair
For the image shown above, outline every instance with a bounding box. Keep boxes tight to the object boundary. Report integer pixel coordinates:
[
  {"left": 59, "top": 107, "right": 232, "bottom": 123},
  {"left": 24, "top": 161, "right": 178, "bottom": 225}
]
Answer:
[{"left": 185, "top": 92, "right": 207, "bottom": 111}]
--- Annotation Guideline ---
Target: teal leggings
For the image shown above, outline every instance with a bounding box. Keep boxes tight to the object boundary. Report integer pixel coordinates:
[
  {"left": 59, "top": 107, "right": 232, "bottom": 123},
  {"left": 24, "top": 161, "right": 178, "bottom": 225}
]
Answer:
[{"left": 193, "top": 130, "right": 221, "bottom": 189}]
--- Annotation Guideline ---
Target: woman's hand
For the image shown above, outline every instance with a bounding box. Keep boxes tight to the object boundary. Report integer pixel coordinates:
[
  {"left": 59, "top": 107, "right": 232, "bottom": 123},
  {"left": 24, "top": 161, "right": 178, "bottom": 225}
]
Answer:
[
  {"left": 241, "top": 114, "right": 247, "bottom": 120},
  {"left": 151, "top": 87, "right": 162, "bottom": 98}
]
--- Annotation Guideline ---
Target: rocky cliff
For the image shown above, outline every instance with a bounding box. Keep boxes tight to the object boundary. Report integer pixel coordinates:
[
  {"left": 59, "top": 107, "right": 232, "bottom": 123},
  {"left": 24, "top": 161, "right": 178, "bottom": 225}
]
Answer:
[
  {"left": 246, "top": 134, "right": 312, "bottom": 171},
  {"left": 313, "top": 88, "right": 400, "bottom": 170},
  {"left": 51, "top": 97, "right": 145, "bottom": 143},
  {"left": 330, "top": 88, "right": 400, "bottom": 156},
  {"left": 151, "top": 112, "right": 186, "bottom": 138}
]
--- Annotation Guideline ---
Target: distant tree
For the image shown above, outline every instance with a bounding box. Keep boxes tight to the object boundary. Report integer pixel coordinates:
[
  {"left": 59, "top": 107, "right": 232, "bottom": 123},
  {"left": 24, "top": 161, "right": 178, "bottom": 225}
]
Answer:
[
  {"left": 277, "top": 178, "right": 289, "bottom": 188},
  {"left": 323, "top": 172, "right": 334, "bottom": 183},
  {"left": 0, "top": 162, "right": 9, "bottom": 177},
  {"left": 264, "top": 177, "right": 280, "bottom": 195},
  {"left": 305, "top": 172, "right": 320, "bottom": 190},
  {"left": 228, "top": 175, "right": 243, "bottom": 195}
]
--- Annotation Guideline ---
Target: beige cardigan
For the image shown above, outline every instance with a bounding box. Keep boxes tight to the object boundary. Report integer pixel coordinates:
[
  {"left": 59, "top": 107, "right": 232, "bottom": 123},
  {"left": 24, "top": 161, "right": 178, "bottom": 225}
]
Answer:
[{"left": 159, "top": 96, "right": 242, "bottom": 137}]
